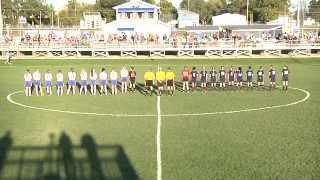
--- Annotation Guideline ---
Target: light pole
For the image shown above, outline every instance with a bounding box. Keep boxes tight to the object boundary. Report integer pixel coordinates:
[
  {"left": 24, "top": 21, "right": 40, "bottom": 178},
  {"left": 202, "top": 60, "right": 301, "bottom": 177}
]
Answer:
[
  {"left": 51, "top": 10, "right": 53, "bottom": 27},
  {"left": 0, "top": 0, "right": 3, "bottom": 37},
  {"left": 39, "top": 11, "right": 42, "bottom": 27},
  {"left": 246, "top": 0, "right": 249, "bottom": 24},
  {"left": 30, "top": 14, "right": 34, "bottom": 27}
]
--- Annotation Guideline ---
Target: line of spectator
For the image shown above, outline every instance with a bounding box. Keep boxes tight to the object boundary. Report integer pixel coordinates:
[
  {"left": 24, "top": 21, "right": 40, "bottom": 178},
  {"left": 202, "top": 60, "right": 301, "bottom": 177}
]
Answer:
[{"left": 1, "top": 29, "right": 320, "bottom": 48}]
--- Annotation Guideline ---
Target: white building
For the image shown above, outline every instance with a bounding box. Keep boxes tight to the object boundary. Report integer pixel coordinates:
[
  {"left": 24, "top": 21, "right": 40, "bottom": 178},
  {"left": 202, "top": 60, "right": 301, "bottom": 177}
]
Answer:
[
  {"left": 212, "top": 13, "right": 247, "bottom": 26},
  {"left": 103, "top": 0, "right": 172, "bottom": 35},
  {"left": 177, "top": 10, "right": 199, "bottom": 28},
  {"left": 267, "top": 15, "right": 296, "bottom": 33},
  {"left": 80, "top": 12, "right": 105, "bottom": 29}
]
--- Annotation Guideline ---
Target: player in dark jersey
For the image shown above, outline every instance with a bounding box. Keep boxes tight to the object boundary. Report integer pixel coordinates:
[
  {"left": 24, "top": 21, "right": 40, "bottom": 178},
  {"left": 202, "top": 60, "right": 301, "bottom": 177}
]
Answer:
[
  {"left": 269, "top": 65, "right": 276, "bottom": 89},
  {"left": 210, "top": 67, "right": 217, "bottom": 88},
  {"left": 191, "top": 67, "right": 198, "bottom": 91},
  {"left": 219, "top": 66, "right": 226, "bottom": 88},
  {"left": 228, "top": 66, "right": 235, "bottom": 87},
  {"left": 257, "top": 66, "right": 264, "bottom": 88},
  {"left": 282, "top": 65, "right": 289, "bottom": 90},
  {"left": 236, "top": 67, "right": 243, "bottom": 88},
  {"left": 200, "top": 67, "right": 208, "bottom": 92},
  {"left": 246, "top": 66, "right": 254, "bottom": 88},
  {"left": 128, "top": 66, "right": 137, "bottom": 92}
]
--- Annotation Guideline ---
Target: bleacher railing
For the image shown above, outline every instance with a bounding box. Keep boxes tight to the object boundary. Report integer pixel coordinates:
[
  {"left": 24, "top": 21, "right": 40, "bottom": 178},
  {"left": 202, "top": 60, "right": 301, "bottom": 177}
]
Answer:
[{"left": 0, "top": 40, "right": 319, "bottom": 50}]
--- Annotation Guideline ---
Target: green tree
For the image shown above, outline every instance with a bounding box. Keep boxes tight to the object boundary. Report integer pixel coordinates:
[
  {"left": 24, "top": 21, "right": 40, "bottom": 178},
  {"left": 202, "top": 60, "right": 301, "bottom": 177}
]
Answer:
[
  {"left": 1, "top": 0, "right": 54, "bottom": 26},
  {"left": 58, "top": 2, "right": 96, "bottom": 26},
  {"left": 309, "top": 0, "right": 320, "bottom": 23},
  {"left": 19, "top": 0, "right": 54, "bottom": 26},
  {"left": 160, "top": 0, "right": 177, "bottom": 22},
  {"left": 1, "top": 0, "right": 15, "bottom": 26},
  {"left": 226, "top": 0, "right": 289, "bottom": 23},
  {"left": 142, "top": 0, "right": 156, "bottom": 4},
  {"left": 98, "top": 0, "right": 126, "bottom": 22},
  {"left": 180, "top": 0, "right": 224, "bottom": 24}
]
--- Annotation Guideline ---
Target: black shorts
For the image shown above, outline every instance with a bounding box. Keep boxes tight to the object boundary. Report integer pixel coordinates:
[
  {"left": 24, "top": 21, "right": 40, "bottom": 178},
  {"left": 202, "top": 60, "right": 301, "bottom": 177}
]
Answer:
[
  {"left": 167, "top": 80, "right": 174, "bottom": 86},
  {"left": 130, "top": 78, "right": 136, "bottom": 83},
  {"left": 157, "top": 81, "right": 164, "bottom": 87},
  {"left": 146, "top": 80, "right": 153, "bottom": 87}
]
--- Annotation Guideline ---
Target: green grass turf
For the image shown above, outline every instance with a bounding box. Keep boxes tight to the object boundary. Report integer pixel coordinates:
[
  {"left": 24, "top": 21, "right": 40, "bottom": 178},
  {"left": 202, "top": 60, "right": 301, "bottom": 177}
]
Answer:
[{"left": 0, "top": 58, "right": 319, "bottom": 180}]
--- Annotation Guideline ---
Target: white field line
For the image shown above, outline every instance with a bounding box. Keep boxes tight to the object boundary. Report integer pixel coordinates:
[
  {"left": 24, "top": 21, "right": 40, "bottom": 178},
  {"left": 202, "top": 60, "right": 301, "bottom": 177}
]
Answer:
[
  {"left": 163, "top": 87, "right": 310, "bottom": 117},
  {"left": 6, "top": 87, "right": 310, "bottom": 117},
  {"left": 156, "top": 96, "right": 162, "bottom": 180},
  {"left": 6, "top": 91, "right": 155, "bottom": 117}
]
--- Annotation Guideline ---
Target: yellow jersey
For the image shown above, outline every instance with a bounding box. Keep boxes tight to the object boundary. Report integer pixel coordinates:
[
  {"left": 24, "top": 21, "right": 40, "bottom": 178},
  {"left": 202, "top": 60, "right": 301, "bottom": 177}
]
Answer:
[
  {"left": 166, "top": 71, "right": 175, "bottom": 80},
  {"left": 144, "top": 71, "right": 155, "bottom": 81},
  {"left": 156, "top": 71, "right": 166, "bottom": 82}
]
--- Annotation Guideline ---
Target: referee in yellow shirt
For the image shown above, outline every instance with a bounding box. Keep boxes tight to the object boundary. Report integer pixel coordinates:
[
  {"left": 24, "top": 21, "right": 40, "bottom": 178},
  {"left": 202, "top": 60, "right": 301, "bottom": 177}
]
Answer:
[
  {"left": 144, "top": 68, "right": 155, "bottom": 95},
  {"left": 156, "top": 67, "right": 166, "bottom": 96},
  {"left": 166, "top": 67, "right": 175, "bottom": 96}
]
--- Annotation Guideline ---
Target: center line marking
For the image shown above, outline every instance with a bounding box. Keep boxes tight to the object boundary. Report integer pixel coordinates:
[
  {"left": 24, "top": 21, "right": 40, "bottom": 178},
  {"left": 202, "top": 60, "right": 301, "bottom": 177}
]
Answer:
[{"left": 156, "top": 95, "right": 162, "bottom": 180}]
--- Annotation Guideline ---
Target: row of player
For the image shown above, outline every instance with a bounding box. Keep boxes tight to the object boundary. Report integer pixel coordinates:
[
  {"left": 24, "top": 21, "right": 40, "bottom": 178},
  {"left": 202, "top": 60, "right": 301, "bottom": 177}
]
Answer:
[{"left": 23, "top": 65, "right": 290, "bottom": 96}]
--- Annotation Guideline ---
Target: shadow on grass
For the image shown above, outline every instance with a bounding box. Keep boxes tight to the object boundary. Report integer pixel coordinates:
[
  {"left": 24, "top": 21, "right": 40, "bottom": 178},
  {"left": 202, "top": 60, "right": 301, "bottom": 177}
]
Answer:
[{"left": 0, "top": 132, "right": 139, "bottom": 180}]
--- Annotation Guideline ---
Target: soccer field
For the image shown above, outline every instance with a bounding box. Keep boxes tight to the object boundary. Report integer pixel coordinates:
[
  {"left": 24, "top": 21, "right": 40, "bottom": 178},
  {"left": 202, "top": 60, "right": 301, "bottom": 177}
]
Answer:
[{"left": 0, "top": 58, "right": 319, "bottom": 180}]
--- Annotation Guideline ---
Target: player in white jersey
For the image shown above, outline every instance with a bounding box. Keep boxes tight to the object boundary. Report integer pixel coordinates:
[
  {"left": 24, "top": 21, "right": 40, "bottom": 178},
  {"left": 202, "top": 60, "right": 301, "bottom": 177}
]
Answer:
[
  {"left": 24, "top": 69, "right": 32, "bottom": 96},
  {"left": 56, "top": 70, "right": 64, "bottom": 96},
  {"left": 110, "top": 68, "right": 118, "bottom": 95},
  {"left": 5, "top": 51, "right": 13, "bottom": 64},
  {"left": 44, "top": 69, "right": 53, "bottom": 95},
  {"left": 67, "top": 68, "right": 77, "bottom": 95},
  {"left": 90, "top": 68, "right": 98, "bottom": 95},
  {"left": 79, "top": 69, "right": 88, "bottom": 95},
  {"left": 120, "top": 66, "right": 128, "bottom": 93},
  {"left": 99, "top": 68, "right": 108, "bottom": 95},
  {"left": 33, "top": 69, "right": 43, "bottom": 96}
]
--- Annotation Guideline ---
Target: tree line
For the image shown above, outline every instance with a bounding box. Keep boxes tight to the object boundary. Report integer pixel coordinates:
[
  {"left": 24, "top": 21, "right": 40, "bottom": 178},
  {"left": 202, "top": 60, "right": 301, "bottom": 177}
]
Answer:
[{"left": 2, "top": 0, "right": 318, "bottom": 27}]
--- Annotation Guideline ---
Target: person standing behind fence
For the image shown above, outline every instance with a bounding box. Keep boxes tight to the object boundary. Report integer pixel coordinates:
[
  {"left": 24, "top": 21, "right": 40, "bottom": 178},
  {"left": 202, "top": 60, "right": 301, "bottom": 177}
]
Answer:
[
  {"left": 110, "top": 68, "right": 118, "bottom": 95},
  {"left": 24, "top": 69, "right": 32, "bottom": 96},
  {"left": 90, "top": 68, "right": 97, "bottom": 95}
]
